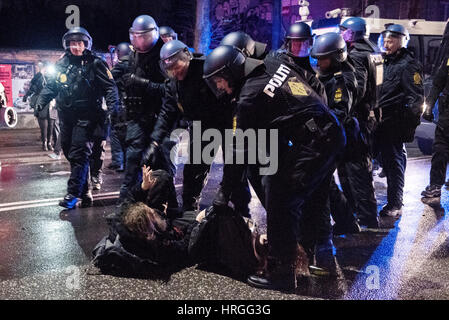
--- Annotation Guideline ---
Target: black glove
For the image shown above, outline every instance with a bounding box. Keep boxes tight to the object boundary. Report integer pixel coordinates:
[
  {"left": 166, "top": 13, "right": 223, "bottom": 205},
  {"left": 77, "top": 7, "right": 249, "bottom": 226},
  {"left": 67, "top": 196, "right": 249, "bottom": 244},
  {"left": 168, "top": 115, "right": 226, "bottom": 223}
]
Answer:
[
  {"left": 22, "top": 95, "right": 28, "bottom": 103},
  {"left": 35, "top": 104, "right": 44, "bottom": 112},
  {"left": 422, "top": 105, "right": 434, "bottom": 122},
  {"left": 141, "top": 141, "right": 161, "bottom": 167},
  {"left": 123, "top": 73, "right": 149, "bottom": 90}
]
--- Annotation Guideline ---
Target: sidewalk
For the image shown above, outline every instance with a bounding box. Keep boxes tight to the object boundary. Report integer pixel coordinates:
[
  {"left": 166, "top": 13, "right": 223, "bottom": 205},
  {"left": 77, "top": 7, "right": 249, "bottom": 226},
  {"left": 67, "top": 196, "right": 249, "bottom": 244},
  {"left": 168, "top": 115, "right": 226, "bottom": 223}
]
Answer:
[{"left": 0, "top": 128, "right": 111, "bottom": 166}]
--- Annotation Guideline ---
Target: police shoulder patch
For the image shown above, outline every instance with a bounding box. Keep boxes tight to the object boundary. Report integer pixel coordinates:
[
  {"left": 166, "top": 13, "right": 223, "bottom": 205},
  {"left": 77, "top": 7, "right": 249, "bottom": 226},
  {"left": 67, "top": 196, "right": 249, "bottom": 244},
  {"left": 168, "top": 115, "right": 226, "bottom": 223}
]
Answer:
[
  {"left": 287, "top": 80, "right": 308, "bottom": 96},
  {"left": 59, "top": 73, "right": 67, "bottom": 83},
  {"left": 413, "top": 72, "right": 422, "bottom": 85},
  {"left": 106, "top": 69, "right": 114, "bottom": 80},
  {"left": 334, "top": 88, "right": 343, "bottom": 102}
]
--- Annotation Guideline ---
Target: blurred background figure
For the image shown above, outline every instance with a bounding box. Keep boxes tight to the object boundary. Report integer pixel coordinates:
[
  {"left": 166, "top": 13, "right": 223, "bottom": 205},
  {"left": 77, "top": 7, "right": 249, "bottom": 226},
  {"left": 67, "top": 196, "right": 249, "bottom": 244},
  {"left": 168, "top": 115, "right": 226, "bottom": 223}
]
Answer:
[{"left": 159, "top": 26, "right": 178, "bottom": 43}]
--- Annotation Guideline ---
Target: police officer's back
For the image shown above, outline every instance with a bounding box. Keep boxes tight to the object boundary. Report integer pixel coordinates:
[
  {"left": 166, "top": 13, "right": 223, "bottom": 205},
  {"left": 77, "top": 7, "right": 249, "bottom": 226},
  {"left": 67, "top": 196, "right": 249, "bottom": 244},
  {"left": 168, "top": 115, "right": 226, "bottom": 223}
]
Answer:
[{"left": 203, "top": 45, "right": 345, "bottom": 291}]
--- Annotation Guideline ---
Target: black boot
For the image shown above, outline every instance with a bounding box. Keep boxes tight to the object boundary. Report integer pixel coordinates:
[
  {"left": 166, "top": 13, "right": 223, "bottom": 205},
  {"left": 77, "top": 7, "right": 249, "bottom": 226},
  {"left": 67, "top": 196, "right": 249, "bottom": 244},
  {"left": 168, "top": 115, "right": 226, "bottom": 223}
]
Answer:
[
  {"left": 333, "top": 220, "right": 361, "bottom": 235},
  {"left": 247, "top": 257, "right": 297, "bottom": 292},
  {"left": 421, "top": 184, "right": 442, "bottom": 198},
  {"left": 42, "top": 140, "right": 48, "bottom": 151},
  {"left": 47, "top": 142, "right": 54, "bottom": 151},
  {"left": 247, "top": 245, "right": 307, "bottom": 292},
  {"left": 310, "top": 239, "right": 338, "bottom": 277},
  {"left": 379, "top": 203, "right": 402, "bottom": 217},
  {"left": 80, "top": 191, "right": 93, "bottom": 208}
]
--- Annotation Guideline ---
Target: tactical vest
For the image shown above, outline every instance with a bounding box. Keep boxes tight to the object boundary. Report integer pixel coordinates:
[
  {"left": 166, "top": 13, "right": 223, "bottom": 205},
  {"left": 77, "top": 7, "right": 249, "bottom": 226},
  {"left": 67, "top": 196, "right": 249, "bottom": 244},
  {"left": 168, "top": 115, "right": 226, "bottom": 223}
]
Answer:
[
  {"left": 55, "top": 54, "right": 101, "bottom": 116},
  {"left": 125, "top": 41, "right": 165, "bottom": 123}
]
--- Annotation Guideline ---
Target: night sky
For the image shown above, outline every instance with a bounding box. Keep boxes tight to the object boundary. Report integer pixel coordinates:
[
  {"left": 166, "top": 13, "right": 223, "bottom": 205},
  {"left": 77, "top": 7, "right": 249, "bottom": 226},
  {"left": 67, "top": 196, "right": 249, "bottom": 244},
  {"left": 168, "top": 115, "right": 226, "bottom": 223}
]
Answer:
[{"left": 0, "top": 0, "right": 196, "bottom": 51}]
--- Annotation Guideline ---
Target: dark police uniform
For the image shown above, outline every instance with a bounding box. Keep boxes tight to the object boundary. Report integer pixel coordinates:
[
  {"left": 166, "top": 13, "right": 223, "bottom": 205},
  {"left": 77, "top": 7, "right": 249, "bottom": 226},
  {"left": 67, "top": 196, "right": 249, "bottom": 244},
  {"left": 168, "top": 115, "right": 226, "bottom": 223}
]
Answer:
[
  {"left": 316, "top": 60, "right": 360, "bottom": 236},
  {"left": 268, "top": 51, "right": 327, "bottom": 103},
  {"left": 119, "top": 38, "right": 167, "bottom": 200},
  {"left": 110, "top": 55, "right": 130, "bottom": 171},
  {"left": 335, "top": 40, "right": 380, "bottom": 227},
  {"left": 426, "top": 54, "right": 449, "bottom": 186},
  {"left": 220, "top": 59, "right": 345, "bottom": 287},
  {"left": 377, "top": 47, "right": 423, "bottom": 210},
  {"left": 151, "top": 55, "right": 251, "bottom": 214},
  {"left": 37, "top": 50, "right": 118, "bottom": 201}
]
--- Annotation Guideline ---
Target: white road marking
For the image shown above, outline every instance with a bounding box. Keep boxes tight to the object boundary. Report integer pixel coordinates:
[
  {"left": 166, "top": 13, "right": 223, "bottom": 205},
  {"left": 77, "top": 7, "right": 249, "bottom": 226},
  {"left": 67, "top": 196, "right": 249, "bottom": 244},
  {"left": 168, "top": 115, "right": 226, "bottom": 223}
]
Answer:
[{"left": 0, "top": 191, "right": 120, "bottom": 212}]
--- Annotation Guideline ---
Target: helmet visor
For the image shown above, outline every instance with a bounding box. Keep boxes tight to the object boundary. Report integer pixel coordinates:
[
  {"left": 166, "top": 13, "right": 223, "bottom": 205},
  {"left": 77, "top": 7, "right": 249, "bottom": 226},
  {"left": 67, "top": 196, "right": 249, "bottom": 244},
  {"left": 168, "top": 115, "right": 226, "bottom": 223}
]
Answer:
[
  {"left": 129, "top": 29, "right": 158, "bottom": 53},
  {"left": 159, "top": 50, "right": 191, "bottom": 80},
  {"left": 204, "top": 73, "right": 234, "bottom": 99},
  {"left": 63, "top": 34, "right": 92, "bottom": 51},
  {"left": 378, "top": 31, "right": 409, "bottom": 53},
  {"left": 340, "top": 27, "right": 355, "bottom": 43},
  {"left": 289, "top": 38, "right": 313, "bottom": 57}
]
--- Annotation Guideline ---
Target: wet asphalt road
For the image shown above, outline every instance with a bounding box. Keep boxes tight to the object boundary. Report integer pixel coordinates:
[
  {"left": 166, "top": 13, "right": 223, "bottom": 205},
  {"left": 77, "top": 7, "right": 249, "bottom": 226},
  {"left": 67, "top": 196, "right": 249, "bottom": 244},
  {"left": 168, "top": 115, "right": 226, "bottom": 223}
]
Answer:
[{"left": 1, "top": 129, "right": 449, "bottom": 300}]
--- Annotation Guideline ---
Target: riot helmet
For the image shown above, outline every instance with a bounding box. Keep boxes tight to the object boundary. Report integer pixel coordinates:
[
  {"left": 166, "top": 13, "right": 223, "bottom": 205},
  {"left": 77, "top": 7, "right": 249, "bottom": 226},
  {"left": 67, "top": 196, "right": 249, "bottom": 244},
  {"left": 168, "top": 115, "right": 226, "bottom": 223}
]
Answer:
[
  {"left": 378, "top": 24, "right": 410, "bottom": 54},
  {"left": 159, "top": 26, "right": 178, "bottom": 43},
  {"left": 284, "top": 22, "right": 314, "bottom": 57},
  {"left": 340, "top": 17, "right": 369, "bottom": 43},
  {"left": 116, "top": 42, "right": 132, "bottom": 60},
  {"left": 129, "top": 15, "right": 159, "bottom": 53},
  {"left": 311, "top": 32, "right": 347, "bottom": 74},
  {"left": 219, "top": 31, "right": 267, "bottom": 59},
  {"left": 62, "top": 27, "right": 92, "bottom": 53},
  {"left": 203, "top": 45, "right": 262, "bottom": 99},
  {"left": 159, "top": 40, "right": 193, "bottom": 80}
]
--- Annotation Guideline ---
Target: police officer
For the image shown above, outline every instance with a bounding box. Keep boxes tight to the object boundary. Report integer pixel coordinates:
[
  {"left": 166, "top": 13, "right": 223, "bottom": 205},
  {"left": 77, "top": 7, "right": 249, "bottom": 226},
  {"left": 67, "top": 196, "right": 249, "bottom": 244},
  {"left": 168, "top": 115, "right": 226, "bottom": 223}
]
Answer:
[
  {"left": 338, "top": 17, "right": 380, "bottom": 228},
  {"left": 159, "top": 26, "right": 178, "bottom": 43},
  {"left": 421, "top": 52, "right": 449, "bottom": 199},
  {"left": 146, "top": 40, "right": 251, "bottom": 215},
  {"left": 311, "top": 32, "right": 361, "bottom": 235},
  {"left": 119, "top": 15, "right": 169, "bottom": 202},
  {"left": 220, "top": 31, "right": 269, "bottom": 60},
  {"left": 272, "top": 22, "right": 327, "bottom": 100},
  {"left": 36, "top": 27, "right": 119, "bottom": 209},
  {"left": 220, "top": 31, "right": 329, "bottom": 222},
  {"left": 204, "top": 45, "right": 345, "bottom": 291},
  {"left": 108, "top": 42, "right": 132, "bottom": 172},
  {"left": 377, "top": 24, "right": 424, "bottom": 216}
]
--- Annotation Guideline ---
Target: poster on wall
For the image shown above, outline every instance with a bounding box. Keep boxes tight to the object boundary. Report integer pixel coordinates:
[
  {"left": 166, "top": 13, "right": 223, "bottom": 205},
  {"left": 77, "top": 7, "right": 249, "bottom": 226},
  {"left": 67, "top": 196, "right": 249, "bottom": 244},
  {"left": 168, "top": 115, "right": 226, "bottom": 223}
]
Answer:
[
  {"left": 11, "top": 64, "right": 35, "bottom": 113},
  {"left": 209, "top": 0, "right": 274, "bottom": 50},
  {"left": 0, "top": 64, "right": 13, "bottom": 107}
]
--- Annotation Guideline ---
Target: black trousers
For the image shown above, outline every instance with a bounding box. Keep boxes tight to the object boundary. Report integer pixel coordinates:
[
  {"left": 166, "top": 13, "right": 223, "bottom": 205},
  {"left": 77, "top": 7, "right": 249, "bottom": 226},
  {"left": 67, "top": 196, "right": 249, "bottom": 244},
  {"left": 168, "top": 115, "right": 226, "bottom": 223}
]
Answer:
[
  {"left": 182, "top": 124, "right": 251, "bottom": 215},
  {"left": 430, "top": 126, "right": 449, "bottom": 186},
  {"left": 60, "top": 116, "right": 94, "bottom": 198},
  {"left": 264, "top": 117, "right": 345, "bottom": 262},
  {"left": 378, "top": 140, "right": 407, "bottom": 207},
  {"left": 332, "top": 158, "right": 378, "bottom": 224}
]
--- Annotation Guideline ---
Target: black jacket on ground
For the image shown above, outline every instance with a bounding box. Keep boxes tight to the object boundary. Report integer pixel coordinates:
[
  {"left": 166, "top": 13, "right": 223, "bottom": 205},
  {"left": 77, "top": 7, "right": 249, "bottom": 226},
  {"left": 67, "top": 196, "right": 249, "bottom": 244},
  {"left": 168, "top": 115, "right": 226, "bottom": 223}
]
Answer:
[{"left": 378, "top": 48, "right": 424, "bottom": 142}]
